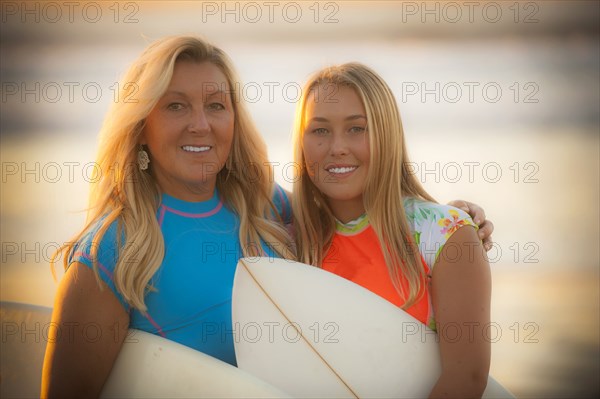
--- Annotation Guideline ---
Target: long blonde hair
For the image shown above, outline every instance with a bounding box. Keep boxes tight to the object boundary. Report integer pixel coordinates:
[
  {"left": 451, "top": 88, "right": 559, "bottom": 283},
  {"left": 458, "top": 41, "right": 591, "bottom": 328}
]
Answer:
[
  {"left": 53, "top": 36, "right": 295, "bottom": 312},
  {"left": 292, "top": 62, "right": 435, "bottom": 308}
]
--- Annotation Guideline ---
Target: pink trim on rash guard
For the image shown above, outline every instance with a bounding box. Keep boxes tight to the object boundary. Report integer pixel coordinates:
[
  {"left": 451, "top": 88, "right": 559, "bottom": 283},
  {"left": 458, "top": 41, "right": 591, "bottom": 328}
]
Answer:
[
  {"left": 72, "top": 251, "right": 114, "bottom": 280},
  {"left": 73, "top": 252, "right": 166, "bottom": 337},
  {"left": 157, "top": 205, "right": 167, "bottom": 227},
  {"left": 162, "top": 201, "right": 223, "bottom": 219},
  {"left": 143, "top": 312, "right": 166, "bottom": 337}
]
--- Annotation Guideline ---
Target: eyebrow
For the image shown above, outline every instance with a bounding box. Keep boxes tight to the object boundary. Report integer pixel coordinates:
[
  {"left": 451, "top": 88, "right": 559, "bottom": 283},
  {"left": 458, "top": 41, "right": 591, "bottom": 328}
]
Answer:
[
  {"left": 162, "top": 90, "right": 188, "bottom": 97},
  {"left": 309, "top": 114, "right": 366, "bottom": 122},
  {"left": 162, "top": 89, "right": 229, "bottom": 98}
]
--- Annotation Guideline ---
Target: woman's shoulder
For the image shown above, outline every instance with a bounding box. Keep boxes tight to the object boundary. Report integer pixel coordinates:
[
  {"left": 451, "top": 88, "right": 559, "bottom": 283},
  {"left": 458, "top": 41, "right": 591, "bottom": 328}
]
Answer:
[
  {"left": 403, "top": 197, "right": 475, "bottom": 234},
  {"left": 402, "top": 197, "right": 477, "bottom": 268},
  {"left": 69, "top": 215, "right": 131, "bottom": 310},
  {"left": 71, "top": 215, "right": 125, "bottom": 267},
  {"left": 80, "top": 215, "right": 121, "bottom": 242}
]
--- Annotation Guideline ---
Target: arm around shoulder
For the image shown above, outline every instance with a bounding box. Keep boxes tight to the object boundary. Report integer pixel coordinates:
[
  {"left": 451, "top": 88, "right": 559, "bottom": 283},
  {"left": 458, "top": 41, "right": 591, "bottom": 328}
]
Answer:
[
  {"left": 41, "top": 262, "right": 130, "bottom": 399},
  {"left": 429, "top": 225, "right": 491, "bottom": 398}
]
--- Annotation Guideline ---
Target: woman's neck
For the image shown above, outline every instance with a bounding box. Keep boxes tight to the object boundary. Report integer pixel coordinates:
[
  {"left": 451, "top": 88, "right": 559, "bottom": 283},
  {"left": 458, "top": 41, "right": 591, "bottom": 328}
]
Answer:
[{"left": 328, "top": 197, "right": 366, "bottom": 224}]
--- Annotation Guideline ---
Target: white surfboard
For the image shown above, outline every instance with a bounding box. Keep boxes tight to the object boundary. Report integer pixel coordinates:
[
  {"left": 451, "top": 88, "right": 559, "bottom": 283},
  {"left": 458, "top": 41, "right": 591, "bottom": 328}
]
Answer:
[
  {"left": 232, "top": 257, "right": 515, "bottom": 398},
  {"left": 101, "top": 329, "right": 291, "bottom": 398},
  {"left": 0, "top": 301, "right": 288, "bottom": 398}
]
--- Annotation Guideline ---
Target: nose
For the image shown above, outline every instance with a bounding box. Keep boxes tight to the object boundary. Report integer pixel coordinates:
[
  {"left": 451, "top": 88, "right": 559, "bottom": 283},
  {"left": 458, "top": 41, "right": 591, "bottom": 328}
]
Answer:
[
  {"left": 329, "top": 132, "right": 349, "bottom": 157},
  {"left": 188, "top": 108, "right": 210, "bottom": 134}
]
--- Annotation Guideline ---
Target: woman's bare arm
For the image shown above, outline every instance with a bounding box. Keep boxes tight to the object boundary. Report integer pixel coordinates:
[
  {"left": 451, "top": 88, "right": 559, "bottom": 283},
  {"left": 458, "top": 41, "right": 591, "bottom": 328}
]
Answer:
[
  {"left": 429, "top": 226, "right": 492, "bottom": 398},
  {"left": 41, "top": 263, "right": 130, "bottom": 399}
]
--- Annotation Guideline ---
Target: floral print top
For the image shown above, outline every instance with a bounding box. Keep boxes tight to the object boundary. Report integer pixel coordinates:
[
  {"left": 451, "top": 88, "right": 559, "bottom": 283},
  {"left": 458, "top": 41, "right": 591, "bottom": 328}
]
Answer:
[{"left": 403, "top": 197, "right": 477, "bottom": 273}]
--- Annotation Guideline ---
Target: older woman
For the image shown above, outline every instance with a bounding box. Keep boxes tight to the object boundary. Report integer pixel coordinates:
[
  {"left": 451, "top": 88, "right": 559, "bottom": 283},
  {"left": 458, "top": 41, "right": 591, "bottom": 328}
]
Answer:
[{"left": 41, "top": 36, "right": 294, "bottom": 398}]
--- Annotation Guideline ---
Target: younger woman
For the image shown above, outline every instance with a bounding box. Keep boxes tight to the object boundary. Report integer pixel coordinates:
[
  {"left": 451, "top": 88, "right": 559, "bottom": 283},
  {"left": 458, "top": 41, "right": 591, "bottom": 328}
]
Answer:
[{"left": 292, "top": 63, "right": 491, "bottom": 398}]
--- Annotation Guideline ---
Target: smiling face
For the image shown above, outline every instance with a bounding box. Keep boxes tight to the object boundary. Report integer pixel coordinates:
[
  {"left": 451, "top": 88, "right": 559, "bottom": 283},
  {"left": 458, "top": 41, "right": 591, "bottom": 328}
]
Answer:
[
  {"left": 141, "top": 60, "right": 235, "bottom": 201},
  {"left": 302, "top": 84, "right": 370, "bottom": 222}
]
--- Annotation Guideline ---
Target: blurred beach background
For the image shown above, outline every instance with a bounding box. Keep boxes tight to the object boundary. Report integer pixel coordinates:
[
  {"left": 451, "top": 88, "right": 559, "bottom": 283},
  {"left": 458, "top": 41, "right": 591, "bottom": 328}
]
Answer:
[{"left": 1, "top": 1, "right": 598, "bottom": 397}]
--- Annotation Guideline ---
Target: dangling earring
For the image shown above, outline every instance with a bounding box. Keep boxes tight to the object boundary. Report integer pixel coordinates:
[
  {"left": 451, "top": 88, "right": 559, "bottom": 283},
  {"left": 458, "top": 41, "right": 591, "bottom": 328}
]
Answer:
[{"left": 138, "top": 146, "right": 150, "bottom": 171}]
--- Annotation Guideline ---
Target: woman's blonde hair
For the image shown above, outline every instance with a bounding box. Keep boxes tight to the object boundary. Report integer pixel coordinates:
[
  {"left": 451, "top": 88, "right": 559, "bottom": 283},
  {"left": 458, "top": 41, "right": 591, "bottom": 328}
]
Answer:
[
  {"left": 292, "top": 62, "right": 435, "bottom": 308},
  {"left": 52, "top": 35, "right": 295, "bottom": 312}
]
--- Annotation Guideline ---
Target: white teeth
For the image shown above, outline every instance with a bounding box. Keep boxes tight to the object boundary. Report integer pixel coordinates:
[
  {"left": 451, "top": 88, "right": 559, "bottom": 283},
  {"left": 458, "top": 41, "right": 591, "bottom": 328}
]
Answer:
[
  {"left": 327, "top": 166, "right": 357, "bottom": 174},
  {"left": 182, "top": 145, "right": 211, "bottom": 153}
]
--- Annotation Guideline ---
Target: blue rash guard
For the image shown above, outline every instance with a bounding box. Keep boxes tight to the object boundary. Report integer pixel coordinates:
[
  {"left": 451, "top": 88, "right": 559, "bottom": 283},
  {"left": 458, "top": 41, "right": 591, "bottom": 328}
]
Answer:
[{"left": 70, "top": 184, "right": 291, "bottom": 366}]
